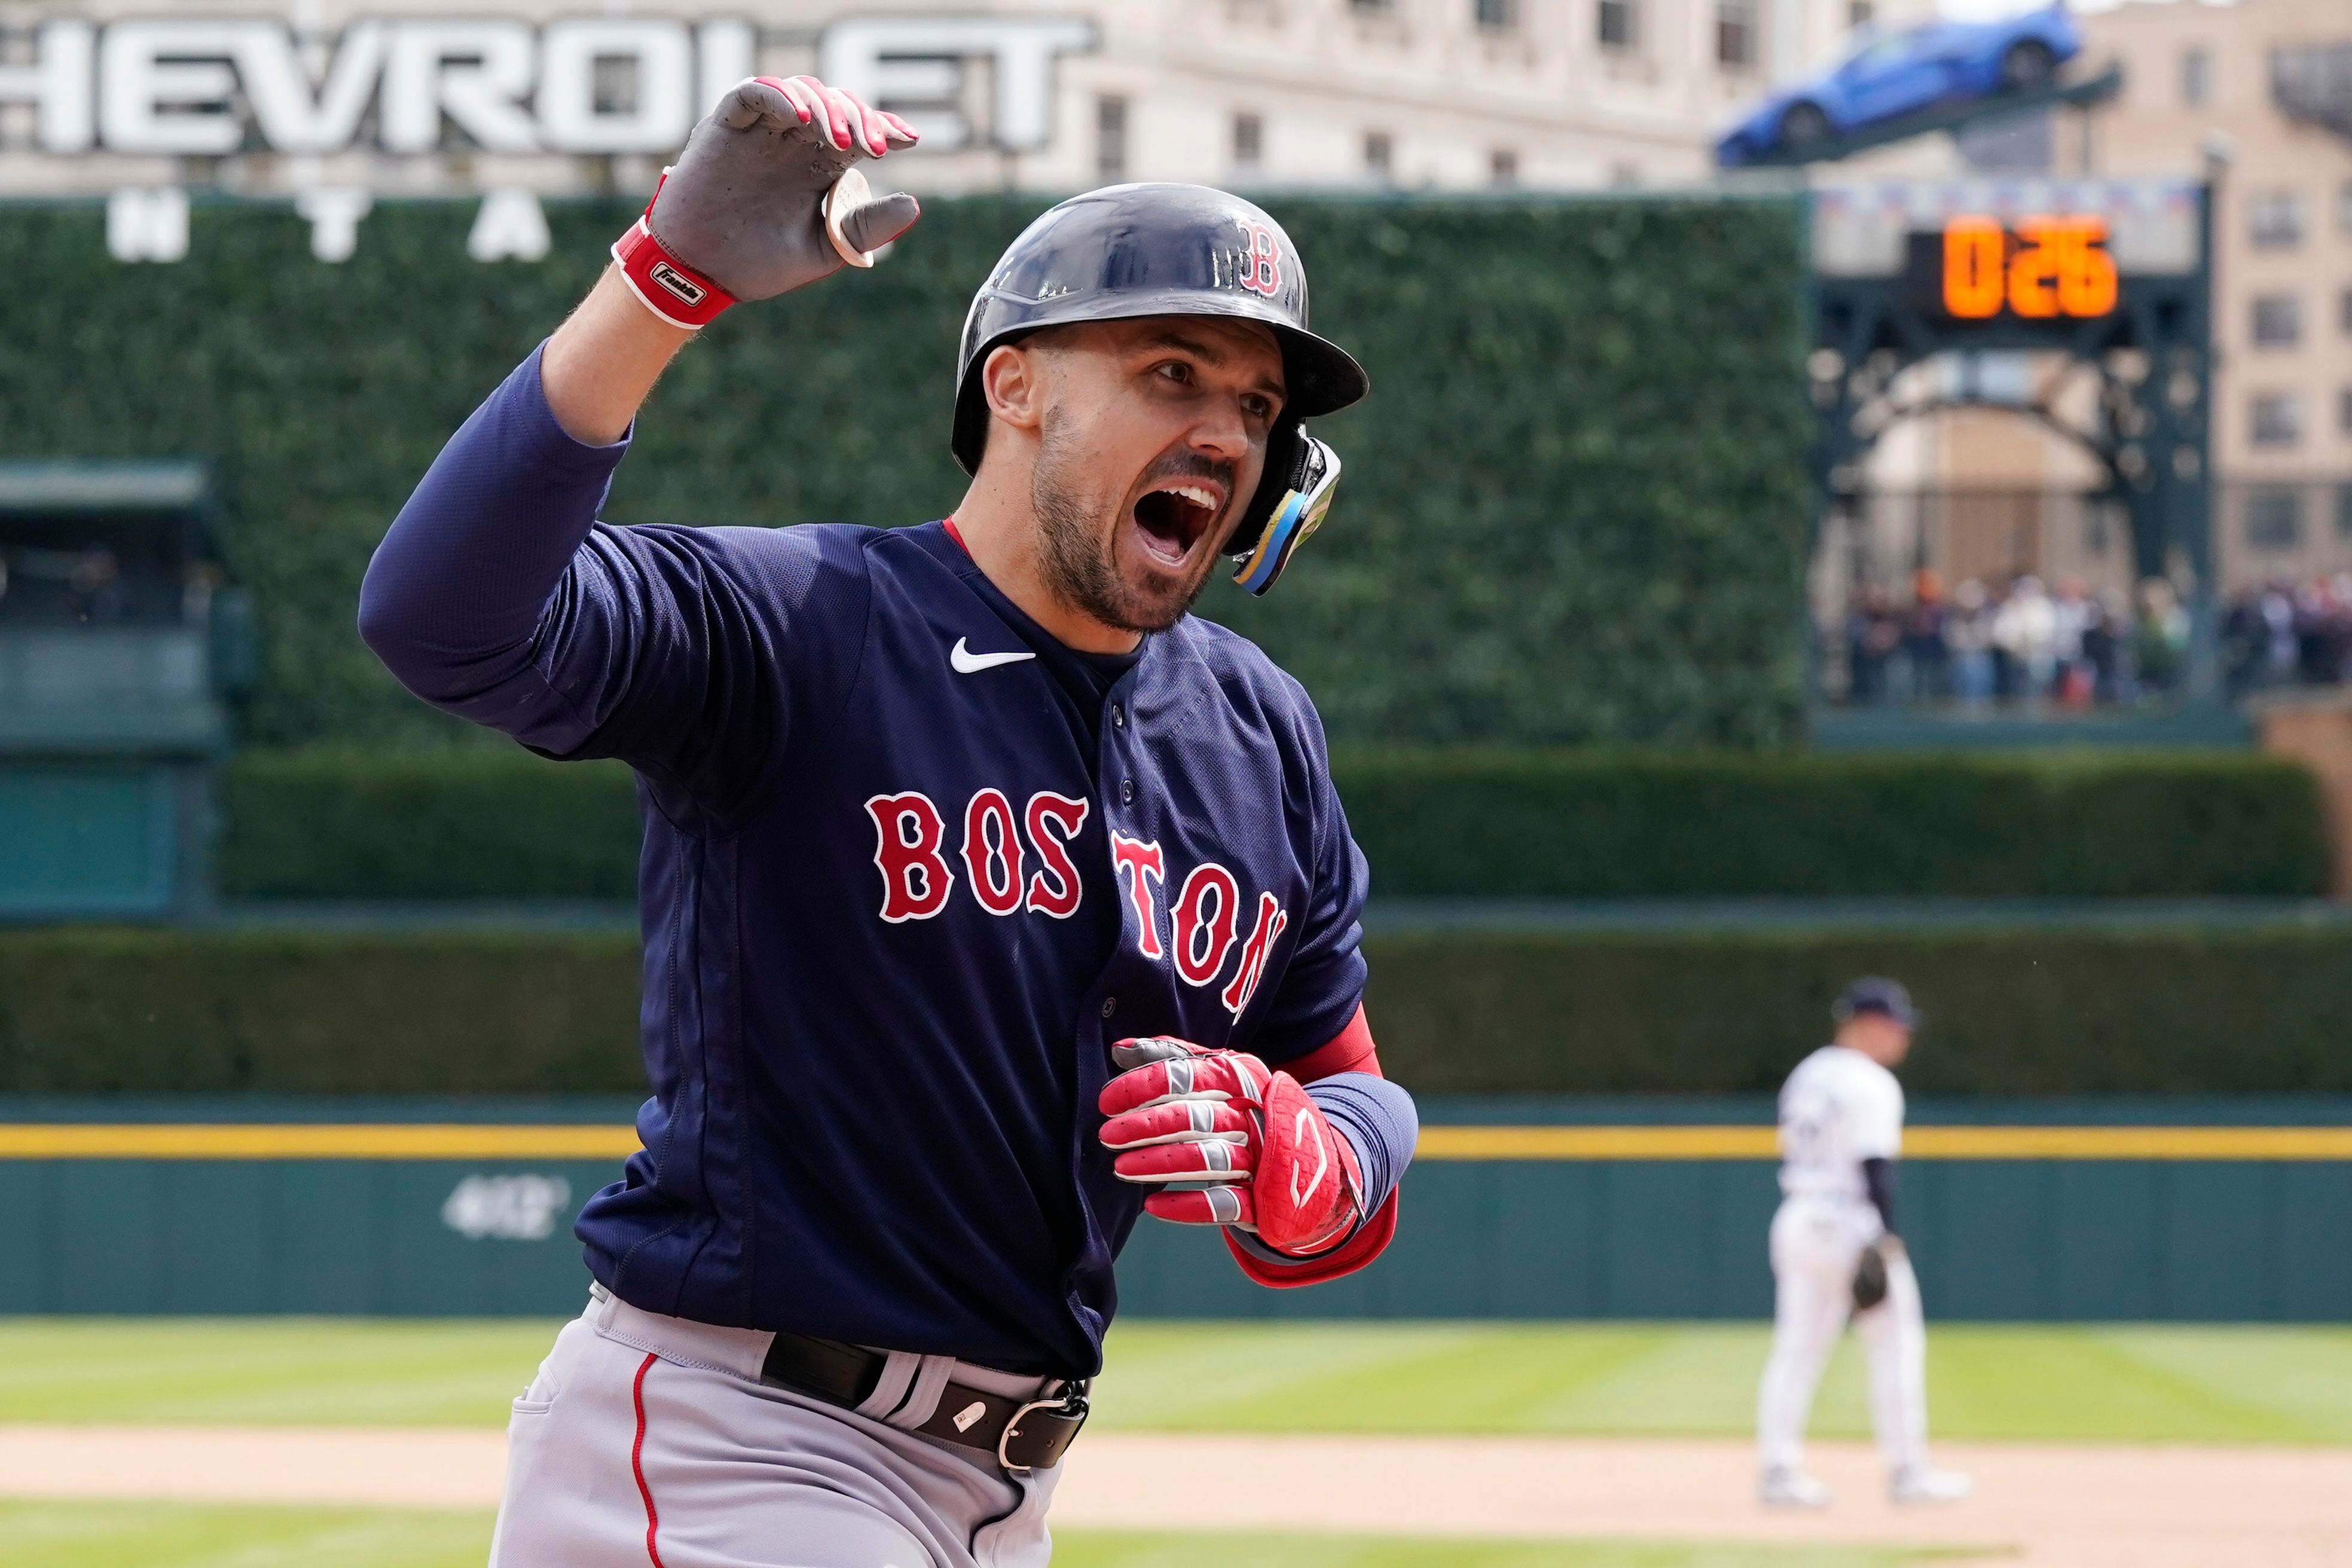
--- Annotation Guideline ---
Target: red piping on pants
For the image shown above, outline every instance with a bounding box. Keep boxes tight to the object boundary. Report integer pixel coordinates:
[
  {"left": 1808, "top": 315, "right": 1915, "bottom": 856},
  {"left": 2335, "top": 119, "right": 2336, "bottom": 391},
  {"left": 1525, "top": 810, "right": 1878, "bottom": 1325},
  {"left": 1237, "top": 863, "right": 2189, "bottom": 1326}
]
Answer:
[{"left": 631, "top": 1352, "right": 667, "bottom": 1568}]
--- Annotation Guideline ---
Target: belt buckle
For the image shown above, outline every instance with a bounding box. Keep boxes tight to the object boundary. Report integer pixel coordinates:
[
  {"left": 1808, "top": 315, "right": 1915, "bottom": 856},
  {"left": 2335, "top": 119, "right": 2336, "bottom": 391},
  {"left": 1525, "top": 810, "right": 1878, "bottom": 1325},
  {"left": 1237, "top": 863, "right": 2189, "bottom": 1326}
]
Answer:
[{"left": 997, "top": 1380, "right": 1089, "bottom": 1474}]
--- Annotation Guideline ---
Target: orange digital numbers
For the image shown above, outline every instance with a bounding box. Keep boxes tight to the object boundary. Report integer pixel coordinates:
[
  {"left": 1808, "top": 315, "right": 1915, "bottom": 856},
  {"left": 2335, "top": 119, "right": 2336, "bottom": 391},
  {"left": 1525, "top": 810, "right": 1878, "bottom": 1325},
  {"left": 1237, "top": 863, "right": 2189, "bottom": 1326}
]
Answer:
[
  {"left": 2008, "top": 218, "right": 2064, "bottom": 317},
  {"left": 1942, "top": 216, "right": 2006, "bottom": 319},
  {"left": 1939, "top": 213, "right": 2118, "bottom": 322},
  {"left": 2053, "top": 218, "right": 2119, "bottom": 316}
]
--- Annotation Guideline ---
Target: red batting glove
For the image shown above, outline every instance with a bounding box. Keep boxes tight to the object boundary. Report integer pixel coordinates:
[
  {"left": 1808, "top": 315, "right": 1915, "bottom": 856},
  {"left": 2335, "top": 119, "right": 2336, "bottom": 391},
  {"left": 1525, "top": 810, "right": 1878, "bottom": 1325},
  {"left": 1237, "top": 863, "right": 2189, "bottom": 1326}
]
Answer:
[{"left": 1099, "top": 1037, "right": 1364, "bottom": 1257}]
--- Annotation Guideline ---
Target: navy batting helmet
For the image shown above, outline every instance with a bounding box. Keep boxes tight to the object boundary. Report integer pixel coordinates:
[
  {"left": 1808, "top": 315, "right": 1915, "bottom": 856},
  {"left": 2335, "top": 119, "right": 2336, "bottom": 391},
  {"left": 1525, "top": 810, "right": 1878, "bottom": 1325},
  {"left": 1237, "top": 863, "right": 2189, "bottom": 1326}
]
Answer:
[
  {"left": 1834, "top": 977, "right": 1922, "bottom": 1031},
  {"left": 951, "top": 183, "right": 1370, "bottom": 595}
]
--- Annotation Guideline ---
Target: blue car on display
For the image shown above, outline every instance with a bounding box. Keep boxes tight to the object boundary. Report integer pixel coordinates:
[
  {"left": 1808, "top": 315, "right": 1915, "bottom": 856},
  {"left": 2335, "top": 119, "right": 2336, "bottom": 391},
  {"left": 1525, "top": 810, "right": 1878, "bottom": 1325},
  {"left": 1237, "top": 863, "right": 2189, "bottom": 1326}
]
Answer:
[{"left": 1715, "top": 3, "right": 2082, "bottom": 166}]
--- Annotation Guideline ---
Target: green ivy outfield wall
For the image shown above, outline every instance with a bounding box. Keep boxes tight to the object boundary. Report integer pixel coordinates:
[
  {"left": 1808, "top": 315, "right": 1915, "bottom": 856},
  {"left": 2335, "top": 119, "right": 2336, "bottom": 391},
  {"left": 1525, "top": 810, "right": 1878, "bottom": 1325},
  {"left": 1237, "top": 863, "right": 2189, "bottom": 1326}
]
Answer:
[
  {"left": 15, "top": 924, "right": 2352, "bottom": 1096},
  {"left": 2, "top": 1098, "right": 2345, "bottom": 1321},
  {"left": 217, "top": 745, "right": 2328, "bottom": 901},
  {"left": 0, "top": 192, "right": 1812, "bottom": 750}
]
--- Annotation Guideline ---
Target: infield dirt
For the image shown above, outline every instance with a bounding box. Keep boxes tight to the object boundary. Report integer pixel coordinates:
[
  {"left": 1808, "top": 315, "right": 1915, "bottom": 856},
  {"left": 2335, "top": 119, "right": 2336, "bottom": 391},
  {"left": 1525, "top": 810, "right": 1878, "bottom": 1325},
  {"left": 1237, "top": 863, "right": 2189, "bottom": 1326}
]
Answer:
[{"left": 1, "top": 1425, "right": 2344, "bottom": 1567}]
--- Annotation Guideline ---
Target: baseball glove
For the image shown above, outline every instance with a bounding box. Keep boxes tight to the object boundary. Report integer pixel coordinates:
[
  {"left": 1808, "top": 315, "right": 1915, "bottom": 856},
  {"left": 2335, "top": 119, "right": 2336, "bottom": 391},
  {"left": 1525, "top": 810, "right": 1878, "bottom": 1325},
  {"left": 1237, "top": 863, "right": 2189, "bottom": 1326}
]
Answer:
[{"left": 1852, "top": 1239, "right": 1892, "bottom": 1311}]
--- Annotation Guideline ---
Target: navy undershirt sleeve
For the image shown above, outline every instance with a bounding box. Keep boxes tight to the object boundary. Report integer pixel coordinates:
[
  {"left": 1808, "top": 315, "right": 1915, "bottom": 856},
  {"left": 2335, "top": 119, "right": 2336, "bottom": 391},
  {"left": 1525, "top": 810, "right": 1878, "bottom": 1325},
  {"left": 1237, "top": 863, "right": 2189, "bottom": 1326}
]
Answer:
[
  {"left": 1861, "top": 1156, "right": 1901, "bottom": 1236},
  {"left": 1306, "top": 1071, "right": 1418, "bottom": 1213},
  {"left": 359, "top": 344, "right": 830, "bottom": 817},
  {"left": 358, "top": 344, "right": 630, "bottom": 740},
  {"left": 1226, "top": 1071, "right": 1416, "bottom": 1271}
]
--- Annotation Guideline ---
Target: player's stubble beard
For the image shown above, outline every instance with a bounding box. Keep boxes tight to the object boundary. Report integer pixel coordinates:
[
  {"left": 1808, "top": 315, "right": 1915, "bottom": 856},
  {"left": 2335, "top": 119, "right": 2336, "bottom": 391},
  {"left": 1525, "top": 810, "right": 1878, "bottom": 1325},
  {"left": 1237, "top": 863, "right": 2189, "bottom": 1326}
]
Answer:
[{"left": 1031, "top": 411, "right": 1220, "bottom": 635}]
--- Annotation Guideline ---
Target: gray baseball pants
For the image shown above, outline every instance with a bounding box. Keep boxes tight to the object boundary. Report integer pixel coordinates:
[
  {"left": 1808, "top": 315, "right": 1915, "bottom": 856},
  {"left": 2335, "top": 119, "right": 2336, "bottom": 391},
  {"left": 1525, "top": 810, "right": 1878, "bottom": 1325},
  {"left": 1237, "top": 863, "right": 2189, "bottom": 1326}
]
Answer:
[{"left": 487, "top": 1286, "right": 1063, "bottom": 1568}]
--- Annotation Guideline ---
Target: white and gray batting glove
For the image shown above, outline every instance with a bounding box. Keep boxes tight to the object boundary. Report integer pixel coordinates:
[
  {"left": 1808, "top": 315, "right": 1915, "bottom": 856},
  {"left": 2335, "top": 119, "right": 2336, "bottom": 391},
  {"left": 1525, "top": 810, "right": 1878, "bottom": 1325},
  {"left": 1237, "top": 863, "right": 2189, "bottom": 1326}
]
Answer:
[{"left": 612, "top": 74, "right": 921, "bottom": 329}]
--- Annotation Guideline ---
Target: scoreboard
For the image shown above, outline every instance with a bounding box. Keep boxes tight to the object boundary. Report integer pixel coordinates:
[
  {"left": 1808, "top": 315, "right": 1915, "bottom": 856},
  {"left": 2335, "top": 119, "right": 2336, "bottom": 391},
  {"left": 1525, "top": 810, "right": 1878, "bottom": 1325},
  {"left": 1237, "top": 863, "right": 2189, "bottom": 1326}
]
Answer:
[
  {"left": 1805, "top": 177, "right": 2212, "bottom": 662},
  {"left": 1914, "top": 214, "right": 2119, "bottom": 322},
  {"left": 1815, "top": 180, "right": 2199, "bottom": 341}
]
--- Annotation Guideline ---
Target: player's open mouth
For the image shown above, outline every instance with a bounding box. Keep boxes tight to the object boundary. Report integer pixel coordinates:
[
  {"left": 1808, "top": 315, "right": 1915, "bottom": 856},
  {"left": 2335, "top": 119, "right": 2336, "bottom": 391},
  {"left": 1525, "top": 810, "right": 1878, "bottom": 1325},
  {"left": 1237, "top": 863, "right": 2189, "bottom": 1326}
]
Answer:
[{"left": 1129, "top": 481, "right": 1224, "bottom": 570}]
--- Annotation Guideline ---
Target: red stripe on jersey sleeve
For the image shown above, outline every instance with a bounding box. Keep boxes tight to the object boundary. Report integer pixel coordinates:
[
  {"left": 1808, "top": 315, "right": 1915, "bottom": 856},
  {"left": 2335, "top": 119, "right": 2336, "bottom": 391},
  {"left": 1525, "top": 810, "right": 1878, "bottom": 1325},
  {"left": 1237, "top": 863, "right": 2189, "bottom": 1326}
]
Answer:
[{"left": 1280, "top": 1002, "right": 1379, "bottom": 1084}]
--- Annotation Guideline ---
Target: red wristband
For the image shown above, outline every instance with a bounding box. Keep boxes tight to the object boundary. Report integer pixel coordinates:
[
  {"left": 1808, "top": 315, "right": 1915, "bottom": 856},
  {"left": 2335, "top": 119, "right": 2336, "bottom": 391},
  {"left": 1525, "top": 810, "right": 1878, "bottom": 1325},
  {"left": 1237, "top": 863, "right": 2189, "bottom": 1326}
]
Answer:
[{"left": 610, "top": 201, "right": 735, "bottom": 330}]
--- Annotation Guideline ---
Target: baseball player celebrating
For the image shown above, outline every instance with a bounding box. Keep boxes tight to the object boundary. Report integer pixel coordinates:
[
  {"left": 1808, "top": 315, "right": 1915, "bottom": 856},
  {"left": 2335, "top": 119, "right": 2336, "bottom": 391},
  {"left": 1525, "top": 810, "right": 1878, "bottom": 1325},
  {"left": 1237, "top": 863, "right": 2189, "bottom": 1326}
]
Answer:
[
  {"left": 1756, "top": 978, "right": 1969, "bottom": 1509},
  {"left": 359, "top": 75, "right": 1417, "bottom": 1568}
]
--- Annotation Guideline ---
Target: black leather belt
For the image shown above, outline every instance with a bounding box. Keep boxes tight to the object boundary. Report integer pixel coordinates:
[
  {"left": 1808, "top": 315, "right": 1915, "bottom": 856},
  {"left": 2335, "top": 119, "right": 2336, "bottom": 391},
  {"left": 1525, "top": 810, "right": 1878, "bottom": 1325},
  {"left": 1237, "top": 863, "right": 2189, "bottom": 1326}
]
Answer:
[{"left": 759, "top": 1329, "right": 1089, "bottom": 1473}]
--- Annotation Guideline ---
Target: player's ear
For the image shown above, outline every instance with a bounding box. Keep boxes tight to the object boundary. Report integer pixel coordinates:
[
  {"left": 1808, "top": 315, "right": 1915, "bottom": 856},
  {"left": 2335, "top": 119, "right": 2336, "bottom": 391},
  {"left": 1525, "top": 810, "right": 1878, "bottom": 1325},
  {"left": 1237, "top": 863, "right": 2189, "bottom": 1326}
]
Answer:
[{"left": 980, "top": 343, "right": 1046, "bottom": 435}]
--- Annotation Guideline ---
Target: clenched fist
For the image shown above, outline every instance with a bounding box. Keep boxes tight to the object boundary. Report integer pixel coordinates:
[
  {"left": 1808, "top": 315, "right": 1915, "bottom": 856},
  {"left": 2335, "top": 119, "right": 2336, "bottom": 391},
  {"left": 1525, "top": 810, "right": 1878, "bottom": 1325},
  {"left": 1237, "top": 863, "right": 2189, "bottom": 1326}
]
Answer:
[
  {"left": 1098, "top": 1037, "right": 1364, "bottom": 1257},
  {"left": 613, "top": 75, "right": 920, "bottom": 328}
]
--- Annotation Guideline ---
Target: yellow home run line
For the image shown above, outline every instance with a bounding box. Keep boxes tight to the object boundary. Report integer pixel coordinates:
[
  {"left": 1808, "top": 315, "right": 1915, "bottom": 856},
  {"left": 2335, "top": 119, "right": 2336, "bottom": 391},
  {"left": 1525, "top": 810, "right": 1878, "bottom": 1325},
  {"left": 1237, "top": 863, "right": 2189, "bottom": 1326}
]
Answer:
[
  {"left": 0, "top": 1124, "right": 2349, "bottom": 1161},
  {"left": 1418, "top": 1126, "right": 2352, "bottom": 1160},
  {"left": 0, "top": 1126, "right": 643, "bottom": 1159}
]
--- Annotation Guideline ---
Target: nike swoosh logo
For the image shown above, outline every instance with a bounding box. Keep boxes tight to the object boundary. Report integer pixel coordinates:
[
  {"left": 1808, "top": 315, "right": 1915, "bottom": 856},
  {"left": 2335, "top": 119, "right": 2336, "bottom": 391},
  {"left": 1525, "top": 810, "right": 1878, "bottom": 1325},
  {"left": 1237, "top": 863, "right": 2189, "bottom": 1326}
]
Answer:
[{"left": 951, "top": 637, "right": 1037, "bottom": 674}]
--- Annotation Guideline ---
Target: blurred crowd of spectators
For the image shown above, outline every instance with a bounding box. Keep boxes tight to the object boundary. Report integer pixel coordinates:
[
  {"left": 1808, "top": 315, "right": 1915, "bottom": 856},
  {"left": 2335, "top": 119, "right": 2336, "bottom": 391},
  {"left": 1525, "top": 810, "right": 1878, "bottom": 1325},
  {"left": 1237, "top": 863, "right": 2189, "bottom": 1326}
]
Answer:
[
  {"left": 1834, "top": 569, "right": 2189, "bottom": 707},
  {"left": 1838, "top": 568, "right": 2352, "bottom": 706},
  {"left": 2222, "top": 576, "right": 2352, "bottom": 695}
]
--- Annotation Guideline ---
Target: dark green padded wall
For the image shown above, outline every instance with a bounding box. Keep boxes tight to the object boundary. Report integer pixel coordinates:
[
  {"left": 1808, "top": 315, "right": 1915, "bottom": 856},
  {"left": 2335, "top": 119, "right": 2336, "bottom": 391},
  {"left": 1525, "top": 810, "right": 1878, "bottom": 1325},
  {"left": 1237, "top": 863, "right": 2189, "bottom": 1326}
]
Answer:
[{"left": 4, "top": 1099, "right": 2345, "bottom": 1322}]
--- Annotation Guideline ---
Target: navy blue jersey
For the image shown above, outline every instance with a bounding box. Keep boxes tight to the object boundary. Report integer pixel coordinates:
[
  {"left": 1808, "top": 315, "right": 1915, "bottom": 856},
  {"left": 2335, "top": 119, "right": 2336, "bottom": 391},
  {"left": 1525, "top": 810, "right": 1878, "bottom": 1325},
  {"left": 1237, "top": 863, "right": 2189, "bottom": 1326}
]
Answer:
[{"left": 361, "top": 348, "right": 1373, "bottom": 1376}]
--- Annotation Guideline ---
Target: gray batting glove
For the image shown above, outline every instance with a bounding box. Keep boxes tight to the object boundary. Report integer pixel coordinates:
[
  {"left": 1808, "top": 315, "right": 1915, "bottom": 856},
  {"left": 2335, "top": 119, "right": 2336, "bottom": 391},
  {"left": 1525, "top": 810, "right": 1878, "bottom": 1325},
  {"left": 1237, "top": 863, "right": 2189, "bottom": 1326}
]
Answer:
[
  {"left": 613, "top": 74, "right": 919, "bottom": 328},
  {"left": 1109, "top": 1037, "right": 1194, "bottom": 1072}
]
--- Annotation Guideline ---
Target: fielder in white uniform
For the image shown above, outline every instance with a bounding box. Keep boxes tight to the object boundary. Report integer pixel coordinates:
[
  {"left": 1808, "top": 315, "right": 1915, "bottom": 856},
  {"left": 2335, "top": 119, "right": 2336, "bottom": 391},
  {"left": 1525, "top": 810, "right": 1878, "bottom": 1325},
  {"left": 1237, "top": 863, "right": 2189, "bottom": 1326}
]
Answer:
[{"left": 1757, "top": 977, "right": 1971, "bottom": 1508}]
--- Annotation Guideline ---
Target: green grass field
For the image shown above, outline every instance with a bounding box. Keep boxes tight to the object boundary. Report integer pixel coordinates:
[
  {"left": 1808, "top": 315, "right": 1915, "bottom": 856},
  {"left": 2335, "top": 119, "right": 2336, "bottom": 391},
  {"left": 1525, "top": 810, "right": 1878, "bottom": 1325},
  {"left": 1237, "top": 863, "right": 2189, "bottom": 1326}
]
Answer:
[
  {"left": 4, "top": 1319, "right": 2336, "bottom": 1566},
  {"left": 3, "top": 1318, "right": 2348, "bottom": 1443},
  {"left": 0, "top": 1502, "right": 1971, "bottom": 1568}
]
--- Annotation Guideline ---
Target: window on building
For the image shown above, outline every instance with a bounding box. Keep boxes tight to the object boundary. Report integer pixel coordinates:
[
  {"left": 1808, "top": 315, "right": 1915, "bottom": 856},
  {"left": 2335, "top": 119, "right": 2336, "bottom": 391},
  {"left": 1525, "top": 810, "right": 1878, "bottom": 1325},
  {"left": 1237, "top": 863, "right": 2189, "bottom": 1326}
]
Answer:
[
  {"left": 2337, "top": 484, "right": 2352, "bottom": 542},
  {"left": 1611, "top": 162, "right": 1642, "bottom": 188},
  {"left": 1599, "top": 0, "right": 1639, "bottom": 51},
  {"left": 1718, "top": 0, "right": 1757, "bottom": 68},
  {"left": 2252, "top": 393, "right": 2303, "bottom": 448},
  {"left": 1490, "top": 148, "right": 1520, "bottom": 187},
  {"left": 1231, "top": 112, "right": 1263, "bottom": 170},
  {"left": 2182, "top": 47, "right": 2209, "bottom": 106},
  {"left": 592, "top": 56, "right": 640, "bottom": 115},
  {"left": 2250, "top": 190, "right": 2304, "bottom": 249},
  {"left": 1364, "top": 130, "right": 1394, "bottom": 183},
  {"left": 2341, "top": 388, "right": 2352, "bottom": 436},
  {"left": 1476, "top": 0, "right": 1518, "bottom": 27},
  {"left": 1849, "top": 1, "right": 1874, "bottom": 30},
  {"left": 2338, "top": 181, "right": 2352, "bottom": 236},
  {"left": 2342, "top": 289, "right": 2352, "bottom": 336},
  {"left": 1095, "top": 96, "right": 1127, "bottom": 182},
  {"left": 1350, "top": 0, "right": 1395, "bottom": 11},
  {"left": 2252, "top": 294, "right": 2303, "bottom": 348},
  {"left": 2247, "top": 488, "right": 2304, "bottom": 552}
]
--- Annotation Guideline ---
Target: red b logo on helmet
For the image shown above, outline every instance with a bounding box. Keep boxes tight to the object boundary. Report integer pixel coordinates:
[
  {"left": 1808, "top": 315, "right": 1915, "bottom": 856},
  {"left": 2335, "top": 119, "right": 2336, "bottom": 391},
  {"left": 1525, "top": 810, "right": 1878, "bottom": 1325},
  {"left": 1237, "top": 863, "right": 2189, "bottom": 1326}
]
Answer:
[{"left": 1238, "top": 222, "right": 1282, "bottom": 298}]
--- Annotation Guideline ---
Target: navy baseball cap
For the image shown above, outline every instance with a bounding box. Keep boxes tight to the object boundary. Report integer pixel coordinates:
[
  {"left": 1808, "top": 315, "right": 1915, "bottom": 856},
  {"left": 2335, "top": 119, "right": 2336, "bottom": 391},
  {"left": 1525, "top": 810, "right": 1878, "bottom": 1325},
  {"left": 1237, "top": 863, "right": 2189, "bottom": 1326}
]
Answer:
[{"left": 1833, "top": 977, "right": 1920, "bottom": 1030}]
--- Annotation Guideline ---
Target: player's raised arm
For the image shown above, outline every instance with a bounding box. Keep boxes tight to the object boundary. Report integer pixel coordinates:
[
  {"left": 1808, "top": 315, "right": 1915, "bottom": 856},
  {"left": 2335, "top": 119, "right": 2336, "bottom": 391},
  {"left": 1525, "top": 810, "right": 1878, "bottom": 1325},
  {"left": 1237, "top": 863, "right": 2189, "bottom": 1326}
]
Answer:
[
  {"left": 358, "top": 76, "right": 917, "bottom": 768},
  {"left": 543, "top": 76, "right": 920, "bottom": 443}
]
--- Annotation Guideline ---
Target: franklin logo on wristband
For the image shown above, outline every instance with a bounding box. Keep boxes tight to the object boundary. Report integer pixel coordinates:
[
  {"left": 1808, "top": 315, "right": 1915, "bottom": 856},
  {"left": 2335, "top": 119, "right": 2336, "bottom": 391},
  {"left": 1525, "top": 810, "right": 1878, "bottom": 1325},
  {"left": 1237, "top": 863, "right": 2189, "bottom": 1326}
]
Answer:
[
  {"left": 611, "top": 213, "right": 737, "bottom": 331},
  {"left": 648, "top": 262, "right": 707, "bottom": 307}
]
